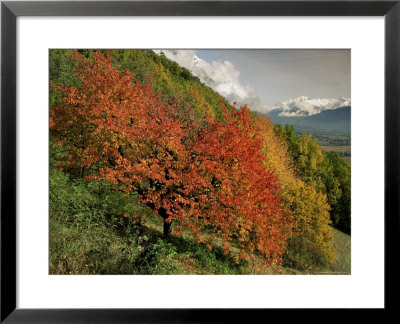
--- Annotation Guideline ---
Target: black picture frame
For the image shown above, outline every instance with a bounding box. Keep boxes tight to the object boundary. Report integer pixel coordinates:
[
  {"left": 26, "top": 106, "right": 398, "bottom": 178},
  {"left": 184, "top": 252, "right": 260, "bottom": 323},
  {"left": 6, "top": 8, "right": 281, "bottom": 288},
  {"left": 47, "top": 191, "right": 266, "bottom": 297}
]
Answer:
[{"left": 1, "top": 0, "right": 399, "bottom": 322}]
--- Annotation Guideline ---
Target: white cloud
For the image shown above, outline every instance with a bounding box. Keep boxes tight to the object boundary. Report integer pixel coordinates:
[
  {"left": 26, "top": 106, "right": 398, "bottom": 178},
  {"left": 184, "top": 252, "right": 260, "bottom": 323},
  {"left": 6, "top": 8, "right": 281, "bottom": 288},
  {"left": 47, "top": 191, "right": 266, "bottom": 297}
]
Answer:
[
  {"left": 155, "top": 50, "right": 261, "bottom": 110},
  {"left": 266, "top": 96, "right": 351, "bottom": 117}
]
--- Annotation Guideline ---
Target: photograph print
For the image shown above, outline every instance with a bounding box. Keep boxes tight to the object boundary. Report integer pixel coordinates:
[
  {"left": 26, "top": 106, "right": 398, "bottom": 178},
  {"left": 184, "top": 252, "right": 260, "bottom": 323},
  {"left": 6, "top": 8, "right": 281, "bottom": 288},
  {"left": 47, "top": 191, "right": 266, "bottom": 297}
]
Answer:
[{"left": 49, "top": 49, "right": 351, "bottom": 275}]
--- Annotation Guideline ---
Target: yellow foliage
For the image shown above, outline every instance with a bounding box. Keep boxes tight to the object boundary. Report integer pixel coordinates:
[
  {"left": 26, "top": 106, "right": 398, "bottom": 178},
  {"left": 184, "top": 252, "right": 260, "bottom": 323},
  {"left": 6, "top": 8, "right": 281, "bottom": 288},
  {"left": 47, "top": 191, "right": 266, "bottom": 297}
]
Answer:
[
  {"left": 254, "top": 115, "right": 295, "bottom": 185},
  {"left": 282, "top": 178, "right": 335, "bottom": 266},
  {"left": 253, "top": 115, "right": 335, "bottom": 269}
]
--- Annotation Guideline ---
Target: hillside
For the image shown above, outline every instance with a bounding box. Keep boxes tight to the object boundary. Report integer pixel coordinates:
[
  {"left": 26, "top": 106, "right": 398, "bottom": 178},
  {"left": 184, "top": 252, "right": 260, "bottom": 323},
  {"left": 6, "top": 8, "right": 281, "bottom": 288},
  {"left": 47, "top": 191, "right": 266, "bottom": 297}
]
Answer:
[{"left": 50, "top": 49, "right": 231, "bottom": 121}]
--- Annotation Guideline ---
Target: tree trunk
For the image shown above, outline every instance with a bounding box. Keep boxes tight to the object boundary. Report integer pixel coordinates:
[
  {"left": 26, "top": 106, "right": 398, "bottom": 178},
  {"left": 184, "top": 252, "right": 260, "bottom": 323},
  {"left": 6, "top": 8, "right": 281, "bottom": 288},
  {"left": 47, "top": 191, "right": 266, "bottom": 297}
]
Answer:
[
  {"left": 159, "top": 207, "right": 172, "bottom": 238},
  {"left": 163, "top": 219, "right": 172, "bottom": 238}
]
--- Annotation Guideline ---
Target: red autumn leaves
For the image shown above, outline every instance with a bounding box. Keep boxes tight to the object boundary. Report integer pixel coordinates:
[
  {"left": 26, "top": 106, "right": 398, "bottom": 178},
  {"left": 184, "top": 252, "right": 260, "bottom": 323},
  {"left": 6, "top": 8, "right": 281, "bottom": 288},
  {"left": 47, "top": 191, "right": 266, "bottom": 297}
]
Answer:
[{"left": 50, "top": 51, "right": 292, "bottom": 266}]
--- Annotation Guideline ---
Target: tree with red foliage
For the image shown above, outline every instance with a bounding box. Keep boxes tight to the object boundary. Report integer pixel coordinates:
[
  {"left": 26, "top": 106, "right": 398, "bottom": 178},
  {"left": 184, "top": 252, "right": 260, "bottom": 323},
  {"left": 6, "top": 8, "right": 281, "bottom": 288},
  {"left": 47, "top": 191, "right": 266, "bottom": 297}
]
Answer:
[
  {"left": 192, "top": 104, "right": 292, "bottom": 265},
  {"left": 51, "top": 50, "right": 204, "bottom": 237}
]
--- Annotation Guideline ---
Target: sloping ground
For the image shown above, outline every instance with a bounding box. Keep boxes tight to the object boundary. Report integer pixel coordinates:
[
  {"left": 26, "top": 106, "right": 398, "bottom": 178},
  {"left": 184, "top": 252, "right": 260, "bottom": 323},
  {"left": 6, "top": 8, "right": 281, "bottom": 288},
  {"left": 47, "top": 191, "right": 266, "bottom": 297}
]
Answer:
[
  {"left": 50, "top": 208, "right": 351, "bottom": 275},
  {"left": 328, "top": 228, "right": 351, "bottom": 274},
  {"left": 50, "top": 213, "right": 247, "bottom": 275},
  {"left": 281, "top": 227, "right": 351, "bottom": 275}
]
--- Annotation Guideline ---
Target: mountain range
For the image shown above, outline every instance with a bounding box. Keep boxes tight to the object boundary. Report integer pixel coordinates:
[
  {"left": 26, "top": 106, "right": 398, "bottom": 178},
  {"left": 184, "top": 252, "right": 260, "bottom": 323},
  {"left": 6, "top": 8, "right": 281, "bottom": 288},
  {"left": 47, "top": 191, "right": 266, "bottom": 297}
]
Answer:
[
  {"left": 266, "top": 96, "right": 351, "bottom": 117},
  {"left": 266, "top": 106, "right": 351, "bottom": 135}
]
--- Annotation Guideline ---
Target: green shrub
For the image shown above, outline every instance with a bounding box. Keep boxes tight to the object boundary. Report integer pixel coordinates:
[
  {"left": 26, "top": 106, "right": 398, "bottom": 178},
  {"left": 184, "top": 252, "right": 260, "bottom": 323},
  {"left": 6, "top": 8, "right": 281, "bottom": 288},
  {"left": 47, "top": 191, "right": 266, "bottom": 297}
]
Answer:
[{"left": 134, "top": 238, "right": 182, "bottom": 274}]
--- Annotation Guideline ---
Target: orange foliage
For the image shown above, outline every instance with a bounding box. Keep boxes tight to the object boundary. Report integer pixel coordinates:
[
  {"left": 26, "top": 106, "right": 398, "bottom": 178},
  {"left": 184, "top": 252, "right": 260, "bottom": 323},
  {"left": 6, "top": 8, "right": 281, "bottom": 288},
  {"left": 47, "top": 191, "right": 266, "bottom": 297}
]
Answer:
[{"left": 192, "top": 104, "right": 292, "bottom": 265}]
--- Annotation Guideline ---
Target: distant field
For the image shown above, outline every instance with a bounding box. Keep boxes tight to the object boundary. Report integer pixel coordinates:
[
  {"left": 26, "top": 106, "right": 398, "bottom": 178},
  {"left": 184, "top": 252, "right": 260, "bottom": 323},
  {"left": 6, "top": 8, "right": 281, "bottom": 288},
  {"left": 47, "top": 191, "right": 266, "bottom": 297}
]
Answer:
[
  {"left": 320, "top": 145, "right": 351, "bottom": 153},
  {"left": 313, "top": 134, "right": 351, "bottom": 146}
]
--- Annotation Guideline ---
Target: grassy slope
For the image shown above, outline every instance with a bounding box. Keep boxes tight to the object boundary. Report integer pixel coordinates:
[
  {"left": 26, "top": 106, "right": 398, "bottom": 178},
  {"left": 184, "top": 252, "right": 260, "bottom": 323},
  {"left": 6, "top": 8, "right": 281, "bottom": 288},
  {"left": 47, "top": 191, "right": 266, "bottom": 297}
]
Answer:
[
  {"left": 50, "top": 211, "right": 351, "bottom": 275},
  {"left": 50, "top": 215, "right": 246, "bottom": 275},
  {"left": 328, "top": 228, "right": 351, "bottom": 274},
  {"left": 280, "top": 228, "right": 351, "bottom": 275}
]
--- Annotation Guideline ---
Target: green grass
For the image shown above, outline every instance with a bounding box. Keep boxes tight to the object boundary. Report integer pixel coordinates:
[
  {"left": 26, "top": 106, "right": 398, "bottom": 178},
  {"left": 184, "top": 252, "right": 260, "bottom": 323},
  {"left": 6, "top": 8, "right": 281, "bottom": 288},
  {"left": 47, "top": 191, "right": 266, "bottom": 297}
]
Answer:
[
  {"left": 49, "top": 218, "right": 141, "bottom": 274},
  {"left": 328, "top": 228, "right": 351, "bottom": 274},
  {"left": 50, "top": 212, "right": 246, "bottom": 275},
  {"left": 50, "top": 213, "right": 351, "bottom": 275}
]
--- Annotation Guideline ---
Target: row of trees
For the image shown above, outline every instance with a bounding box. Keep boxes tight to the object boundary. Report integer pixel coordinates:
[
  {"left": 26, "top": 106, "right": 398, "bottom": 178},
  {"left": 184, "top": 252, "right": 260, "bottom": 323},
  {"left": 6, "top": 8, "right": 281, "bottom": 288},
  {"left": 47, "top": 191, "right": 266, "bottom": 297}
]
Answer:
[
  {"left": 274, "top": 125, "right": 351, "bottom": 234},
  {"left": 50, "top": 50, "right": 345, "bottom": 270}
]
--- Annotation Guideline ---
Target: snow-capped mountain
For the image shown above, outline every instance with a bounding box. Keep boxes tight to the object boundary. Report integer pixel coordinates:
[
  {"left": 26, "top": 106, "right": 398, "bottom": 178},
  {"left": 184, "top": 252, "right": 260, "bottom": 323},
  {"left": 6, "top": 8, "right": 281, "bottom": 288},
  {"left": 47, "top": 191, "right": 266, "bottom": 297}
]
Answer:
[{"left": 266, "top": 96, "right": 351, "bottom": 117}]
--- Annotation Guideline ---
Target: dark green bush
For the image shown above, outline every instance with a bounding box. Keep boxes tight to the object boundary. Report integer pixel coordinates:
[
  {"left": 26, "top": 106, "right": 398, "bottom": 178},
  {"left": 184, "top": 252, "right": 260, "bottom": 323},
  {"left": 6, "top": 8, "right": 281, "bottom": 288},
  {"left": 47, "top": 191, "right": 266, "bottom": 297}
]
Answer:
[{"left": 134, "top": 238, "right": 182, "bottom": 274}]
